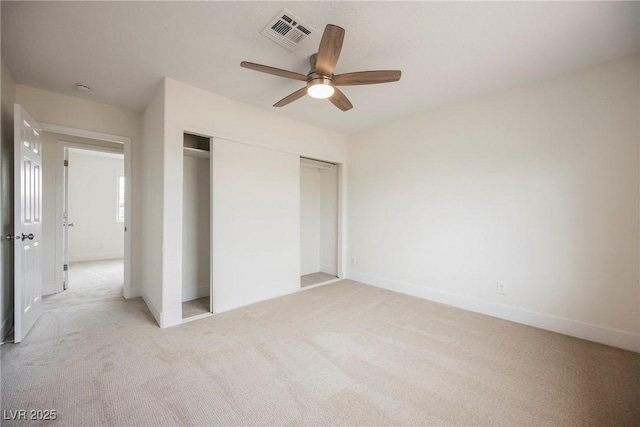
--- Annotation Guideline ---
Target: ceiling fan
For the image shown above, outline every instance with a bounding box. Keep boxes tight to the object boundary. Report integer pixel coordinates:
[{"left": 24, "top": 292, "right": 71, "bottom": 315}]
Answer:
[{"left": 240, "top": 24, "right": 401, "bottom": 111}]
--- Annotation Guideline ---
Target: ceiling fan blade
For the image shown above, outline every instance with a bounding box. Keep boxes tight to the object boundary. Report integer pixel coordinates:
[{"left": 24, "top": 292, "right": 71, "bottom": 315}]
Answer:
[
  {"left": 273, "top": 87, "right": 308, "bottom": 107},
  {"left": 315, "top": 25, "right": 345, "bottom": 77},
  {"left": 240, "top": 61, "right": 307, "bottom": 81},
  {"left": 333, "top": 70, "right": 402, "bottom": 86},
  {"left": 328, "top": 88, "right": 353, "bottom": 111}
]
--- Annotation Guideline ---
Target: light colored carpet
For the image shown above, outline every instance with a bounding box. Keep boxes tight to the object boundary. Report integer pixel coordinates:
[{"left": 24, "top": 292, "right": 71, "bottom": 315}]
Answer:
[
  {"left": 301, "top": 271, "right": 338, "bottom": 287},
  {"left": 182, "top": 296, "right": 210, "bottom": 319},
  {"left": 2, "top": 279, "right": 639, "bottom": 426},
  {"left": 68, "top": 259, "right": 124, "bottom": 292}
]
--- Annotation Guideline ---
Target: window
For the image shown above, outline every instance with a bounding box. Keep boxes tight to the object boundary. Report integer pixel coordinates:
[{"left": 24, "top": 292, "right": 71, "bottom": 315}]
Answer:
[{"left": 117, "top": 175, "right": 125, "bottom": 222}]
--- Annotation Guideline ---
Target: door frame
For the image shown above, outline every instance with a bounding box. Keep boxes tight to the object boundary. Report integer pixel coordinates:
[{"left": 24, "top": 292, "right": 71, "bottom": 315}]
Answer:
[
  {"left": 299, "top": 157, "right": 345, "bottom": 288},
  {"left": 42, "top": 123, "right": 133, "bottom": 299}
]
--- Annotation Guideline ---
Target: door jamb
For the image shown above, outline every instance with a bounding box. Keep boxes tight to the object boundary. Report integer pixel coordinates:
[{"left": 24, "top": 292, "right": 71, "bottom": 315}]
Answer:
[{"left": 42, "top": 123, "right": 134, "bottom": 299}]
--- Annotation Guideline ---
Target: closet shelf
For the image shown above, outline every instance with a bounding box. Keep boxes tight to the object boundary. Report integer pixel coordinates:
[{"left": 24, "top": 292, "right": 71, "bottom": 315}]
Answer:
[{"left": 183, "top": 147, "right": 210, "bottom": 159}]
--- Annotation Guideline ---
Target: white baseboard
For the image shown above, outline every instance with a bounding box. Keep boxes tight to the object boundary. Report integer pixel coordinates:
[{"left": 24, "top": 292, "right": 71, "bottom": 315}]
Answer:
[
  {"left": 347, "top": 270, "right": 640, "bottom": 353},
  {"left": 69, "top": 252, "right": 124, "bottom": 263},
  {"left": 1, "top": 310, "right": 13, "bottom": 342},
  {"left": 141, "top": 291, "right": 161, "bottom": 327},
  {"left": 160, "top": 309, "right": 182, "bottom": 328},
  {"left": 320, "top": 264, "right": 337, "bottom": 276},
  {"left": 182, "top": 284, "right": 210, "bottom": 302},
  {"left": 141, "top": 289, "right": 182, "bottom": 329},
  {"left": 125, "top": 285, "right": 142, "bottom": 299}
]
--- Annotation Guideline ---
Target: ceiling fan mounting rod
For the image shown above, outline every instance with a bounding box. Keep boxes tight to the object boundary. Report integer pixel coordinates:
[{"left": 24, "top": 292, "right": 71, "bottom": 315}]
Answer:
[
  {"left": 309, "top": 53, "right": 318, "bottom": 74},
  {"left": 308, "top": 57, "right": 332, "bottom": 81}
]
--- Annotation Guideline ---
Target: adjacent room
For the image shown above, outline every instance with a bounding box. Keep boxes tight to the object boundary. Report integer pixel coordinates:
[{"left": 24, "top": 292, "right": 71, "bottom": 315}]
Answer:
[
  {"left": 0, "top": 2, "right": 638, "bottom": 426},
  {"left": 65, "top": 147, "right": 125, "bottom": 294}
]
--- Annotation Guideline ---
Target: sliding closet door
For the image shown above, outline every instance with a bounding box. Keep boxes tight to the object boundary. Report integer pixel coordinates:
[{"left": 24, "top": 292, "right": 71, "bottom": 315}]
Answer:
[
  {"left": 300, "top": 166, "right": 320, "bottom": 275},
  {"left": 319, "top": 165, "right": 339, "bottom": 275},
  {"left": 213, "top": 139, "right": 300, "bottom": 313}
]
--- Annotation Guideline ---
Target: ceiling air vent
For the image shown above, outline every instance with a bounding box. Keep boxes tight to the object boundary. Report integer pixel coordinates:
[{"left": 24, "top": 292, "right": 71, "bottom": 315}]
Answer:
[{"left": 260, "top": 9, "right": 315, "bottom": 51}]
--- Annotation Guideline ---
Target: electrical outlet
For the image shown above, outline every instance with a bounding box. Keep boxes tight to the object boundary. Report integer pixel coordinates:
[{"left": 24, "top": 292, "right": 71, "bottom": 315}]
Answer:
[
  {"left": 351, "top": 256, "right": 357, "bottom": 265},
  {"left": 496, "top": 282, "right": 507, "bottom": 295}
]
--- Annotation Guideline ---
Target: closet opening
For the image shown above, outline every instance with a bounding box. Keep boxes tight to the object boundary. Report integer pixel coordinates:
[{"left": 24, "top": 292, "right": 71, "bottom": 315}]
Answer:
[
  {"left": 300, "top": 157, "right": 340, "bottom": 288},
  {"left": 182, "top": 132, "right": 212, "bottom": 321}
]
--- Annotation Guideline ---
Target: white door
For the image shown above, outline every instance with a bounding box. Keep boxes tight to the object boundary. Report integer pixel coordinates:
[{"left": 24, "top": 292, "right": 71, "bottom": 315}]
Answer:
[{"left": 13, "top": 104, "right": 43, "bottom": 343}]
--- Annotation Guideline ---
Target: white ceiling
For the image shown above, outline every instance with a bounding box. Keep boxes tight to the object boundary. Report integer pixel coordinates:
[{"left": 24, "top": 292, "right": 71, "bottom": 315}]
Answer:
[{"left": 3, "top": 1, "right": 639, "bottom": 135}]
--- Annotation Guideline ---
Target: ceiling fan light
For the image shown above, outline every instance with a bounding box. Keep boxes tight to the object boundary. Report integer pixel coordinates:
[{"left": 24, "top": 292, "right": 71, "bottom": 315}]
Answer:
[{"left": 307, "top": 78, "right": 334, "bottom": 99}]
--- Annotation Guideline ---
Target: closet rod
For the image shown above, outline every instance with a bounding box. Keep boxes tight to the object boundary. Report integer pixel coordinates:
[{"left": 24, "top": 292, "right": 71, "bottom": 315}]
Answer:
[{"left": 301, "top": 163, "right": 332, "bottom": 170}]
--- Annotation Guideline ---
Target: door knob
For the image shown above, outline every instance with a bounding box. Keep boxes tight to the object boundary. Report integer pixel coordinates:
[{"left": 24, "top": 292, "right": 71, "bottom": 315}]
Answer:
[
  {"left": 21, "top": 233, "right": 34, "bottom": 241},
  {"left": 68, "top": 223, "right": 74, "bottom": 227}
]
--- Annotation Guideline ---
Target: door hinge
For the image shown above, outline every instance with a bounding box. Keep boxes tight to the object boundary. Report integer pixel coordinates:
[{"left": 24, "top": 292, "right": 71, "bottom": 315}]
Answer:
[
  {"left": 63, "top": 264, "right": 68, "bottom": 271},
  {"left": 64, "top": 160, "right": 69, "bottom": 167}
]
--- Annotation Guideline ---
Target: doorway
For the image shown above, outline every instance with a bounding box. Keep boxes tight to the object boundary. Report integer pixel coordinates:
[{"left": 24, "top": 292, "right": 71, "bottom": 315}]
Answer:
[
  {"left": 45, "top": 124, "right": 132, "bottom": 299},
  {"left": 181, "top": 132, "right": 212, "bottom": 321},
  {"left": 300, "top": 157, "right": 340, "bottom": 288},
  {"left": 63, "top": 147, "right": 125, "bottom": 294}
]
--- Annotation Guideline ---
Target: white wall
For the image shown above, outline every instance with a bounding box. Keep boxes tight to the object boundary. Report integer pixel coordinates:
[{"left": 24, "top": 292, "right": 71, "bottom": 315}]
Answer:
[
  {"left": 214, "top": 139, "right": 300, "bottom": 312},
  {"left": 161, "top": 78, "right": 347, "bottom": 326},
  {"left": 1, "top": 55, "right": 16, "bottom": 339},
  {"left": 182, "top": 153, "right": 210, "bottom": 302},
  {"left": 319, "top": 166, "right": 339, "bottom": 275},
  {"left": 39, "top": 133, "right": 123, "bottom": 295},
  {"left": 67, "top": 150, "right": 124, "bottom": 262},
  {"left": 300, "top": 166, "right": 320, "bottom": 275},
  {"left": 14, "top": 85, "right": 143, "bottom": 297},
  {"left": 140, "top": 81, "right": 165, "bottom": 323},
  {"left": 347, "top": 55, "right": 640, "bottom": 352}
]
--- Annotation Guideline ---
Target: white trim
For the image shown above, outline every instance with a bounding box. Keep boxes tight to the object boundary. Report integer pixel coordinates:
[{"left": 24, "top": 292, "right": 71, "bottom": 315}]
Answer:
[
  {"left": 45, "top": 122, "right": 134, "bottom": 299},
  {"left": 182, "top": 312, "right": 214, "bottom": 324},
  {"left": 116, "top": 175, "right": 125, "bottom": 222},
  {"left": 348, "top": 270, "right": 640, "bottom": 353},
  {"left": 160, "top": 308, "right": 182, "bottom": 328},
  {"left": 141, "top": 293, "right": 161, "bottom": 326},
  {"left": 209, "top": 136, "right": 215, "bottom": 314},
  {"left": 142, "top": 288, "right": 181, "bottom": 328},
  {"left": 299, "top": 277, "right": 341, "bottom": 291},
  {"left": 40, "top": 123, "right": 129, "bottom": 145},
  {"left": 337, "top": 163, "right": 345, "bottom": 279}
]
